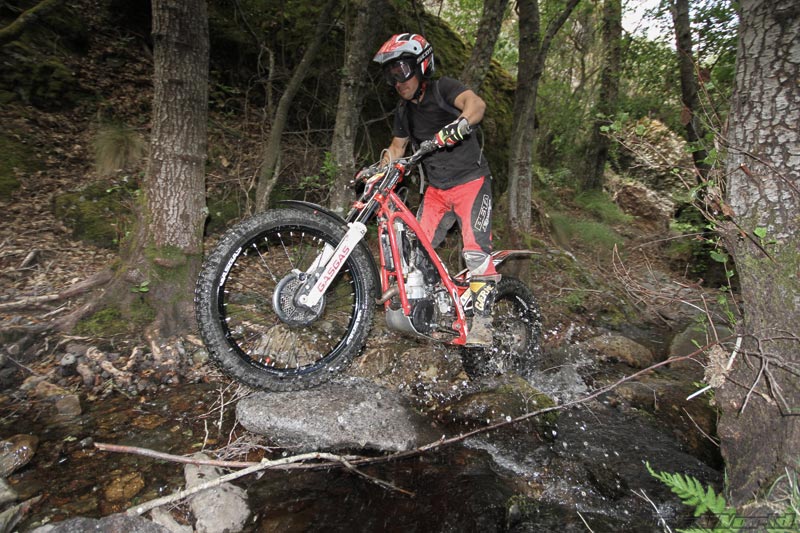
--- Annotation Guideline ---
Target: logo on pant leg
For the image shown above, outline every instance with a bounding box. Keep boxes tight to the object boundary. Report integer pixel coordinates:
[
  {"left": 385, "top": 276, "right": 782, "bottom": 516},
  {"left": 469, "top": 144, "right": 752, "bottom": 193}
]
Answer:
[{"left": 474, "top": 194, "right": 491, "bottom": 233}]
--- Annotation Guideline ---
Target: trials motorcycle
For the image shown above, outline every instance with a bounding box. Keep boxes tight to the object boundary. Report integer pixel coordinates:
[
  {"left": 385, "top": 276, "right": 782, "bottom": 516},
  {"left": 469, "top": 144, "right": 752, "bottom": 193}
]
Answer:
[{"left": 194, "top": 137, "right": 542, "bottom": 391}]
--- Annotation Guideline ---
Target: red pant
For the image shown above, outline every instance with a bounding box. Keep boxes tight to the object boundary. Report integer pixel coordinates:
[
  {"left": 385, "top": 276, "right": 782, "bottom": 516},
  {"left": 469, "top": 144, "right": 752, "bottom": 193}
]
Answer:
[{"left": 417, "top": 176, "right": 497, "bottom": 276}]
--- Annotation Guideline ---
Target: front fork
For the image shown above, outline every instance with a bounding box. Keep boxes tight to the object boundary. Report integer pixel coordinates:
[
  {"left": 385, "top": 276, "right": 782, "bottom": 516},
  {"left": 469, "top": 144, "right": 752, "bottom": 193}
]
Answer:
[{"left": 295, "top": 221, "right": 367, "bottom": 309}]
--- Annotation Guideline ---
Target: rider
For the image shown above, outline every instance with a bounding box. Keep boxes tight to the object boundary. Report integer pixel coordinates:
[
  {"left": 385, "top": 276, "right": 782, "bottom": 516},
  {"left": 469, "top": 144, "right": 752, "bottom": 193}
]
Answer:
[{"left": 373, "top": 33, "right": 499, "bottom": 348}]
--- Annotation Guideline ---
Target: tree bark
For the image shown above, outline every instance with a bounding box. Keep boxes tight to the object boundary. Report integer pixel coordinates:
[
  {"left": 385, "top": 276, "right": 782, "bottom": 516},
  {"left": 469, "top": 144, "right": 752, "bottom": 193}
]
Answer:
[
  {"left": 460, "top": 0, "right": 509, "bottom": 92},
  {"left": 580, "top": 0, "right": 620, "bottom": 191},
  {"left": 254, "top": 0, "right": 338, "bottom": 212},
  {"left": 508, "top": 0, "right": 581, "bottom": 234},
  {"left": 328, "top": 0, "right": 385, "bottom": 214},
  {"left": 112, "top": 0, "right": 209, "bottom": 339},
  {"left": 668, "top": 0, "right": 710, "bottom": 182},
  {"left": 717, "top": 0, "right": 800, "bottom": 509},
  {"left": 0, "top": 0, "right": 63, "bottom": 47}
]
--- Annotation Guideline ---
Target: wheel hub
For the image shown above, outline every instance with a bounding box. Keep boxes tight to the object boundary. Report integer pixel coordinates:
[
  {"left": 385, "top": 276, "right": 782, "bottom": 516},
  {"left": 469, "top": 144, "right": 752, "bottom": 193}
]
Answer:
[{"left": 272, "top": 272, "right": 325, "bottom": 326}]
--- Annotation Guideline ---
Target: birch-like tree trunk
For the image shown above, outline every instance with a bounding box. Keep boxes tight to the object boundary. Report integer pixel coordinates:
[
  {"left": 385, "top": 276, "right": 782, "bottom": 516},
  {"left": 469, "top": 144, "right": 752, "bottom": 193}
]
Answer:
[
  {"left": 716, "top": 0, "right": 800, "bottom": 509},
  {"left": 668, "top": 0, "right": 709, "bottom": 182},
  {"left": 508, "top": 0, "right": 581, "bottom": 234},
  {"left": 328, "top": 0, "right": 385, "bottom": 214},
  {"left": 580, "top": 0, "right": 620, "bottom": 190},
  {"left": 460, "top": 0, "right": 509, "bottom": 92}
]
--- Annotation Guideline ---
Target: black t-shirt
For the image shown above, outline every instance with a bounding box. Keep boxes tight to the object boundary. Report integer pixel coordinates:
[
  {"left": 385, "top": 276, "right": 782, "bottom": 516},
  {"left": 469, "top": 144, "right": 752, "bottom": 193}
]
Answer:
[{"left": 392, "top": 77, "right": 491, "bottom": 190}]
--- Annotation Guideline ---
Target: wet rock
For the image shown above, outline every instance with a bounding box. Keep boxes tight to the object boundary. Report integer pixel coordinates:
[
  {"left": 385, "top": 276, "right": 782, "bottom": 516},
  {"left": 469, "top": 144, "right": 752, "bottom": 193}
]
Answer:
[
  {"left": 185, "top": 453, "right": 249, "bottom": 533},
  {"left": 149, "top": 508, "right": 193, "bottom": 533},
  {"left": 438, "top": 374, "right": 557, "bottom": 434},
  {"left": 0, "top": 478, "right": 17, "bottom": 506},
  {"left": 0, "top": 495, "right": 41, "bottom": 533},
  {"left": 351, "top": 333, "right": 464, "bottom": 396},
  {"left": 0, "top": 434, "right": 38, "bottom": 477},
  {"left": 237, "top": 377, "right": 438, "bottom": 452},
  {"left": 33, "top": 380, "right": 69, "bottom": 399},
  {"left": 191, "top": 348, "right": 209, "bottom": 366},
  {"left": 668, "top": 321, "right": 734, "bottom": 374},
  {"left": 578, "top": 333, "right": 655, "bottom": 369},
  {"left": 29, "top": 513, "right": 170, "bottom": 533},
  {"left": 54, "top": 394, "right": 82, "bottom": 417},
  {"left": 103, "top": 470, "right": 145, "bottom": 502},
  {"left": 59, "top": 353, "right": 78, "bottom": 376}
]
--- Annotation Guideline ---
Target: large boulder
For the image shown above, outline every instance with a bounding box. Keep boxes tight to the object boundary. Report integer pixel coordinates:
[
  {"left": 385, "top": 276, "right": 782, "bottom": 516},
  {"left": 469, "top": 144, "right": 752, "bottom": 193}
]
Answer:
[
  {"left": 616, "top": 117, "right": 694, "bottom": 198},
  {"left": 236, "top": 377, "right": 439, "bottom": 452}
]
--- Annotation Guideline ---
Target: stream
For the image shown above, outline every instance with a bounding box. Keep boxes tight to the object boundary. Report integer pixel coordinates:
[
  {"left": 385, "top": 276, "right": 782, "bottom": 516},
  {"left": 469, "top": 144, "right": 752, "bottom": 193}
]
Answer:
[{"left": 2, "top": 332, "right": 723, "bottom": 532}]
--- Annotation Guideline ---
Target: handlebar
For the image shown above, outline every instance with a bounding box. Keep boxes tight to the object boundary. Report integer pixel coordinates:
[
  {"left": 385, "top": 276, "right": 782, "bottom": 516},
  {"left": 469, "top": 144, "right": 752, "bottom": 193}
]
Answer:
[{"left": 356, "top": 138, "right": 441, "bottom": 183}]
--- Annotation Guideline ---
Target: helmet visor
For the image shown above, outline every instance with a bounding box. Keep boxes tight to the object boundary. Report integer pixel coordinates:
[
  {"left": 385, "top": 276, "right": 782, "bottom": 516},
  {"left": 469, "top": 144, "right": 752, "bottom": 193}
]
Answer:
[{"left": 383, "top": 60, "right": 416, "bottom": 85}]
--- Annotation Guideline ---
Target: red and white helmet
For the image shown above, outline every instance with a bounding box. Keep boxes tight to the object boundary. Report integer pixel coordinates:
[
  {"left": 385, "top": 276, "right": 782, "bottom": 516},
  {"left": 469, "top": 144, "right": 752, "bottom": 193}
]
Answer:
[{"left": 373, "top": 33, "right": 435, "bottom": 79}]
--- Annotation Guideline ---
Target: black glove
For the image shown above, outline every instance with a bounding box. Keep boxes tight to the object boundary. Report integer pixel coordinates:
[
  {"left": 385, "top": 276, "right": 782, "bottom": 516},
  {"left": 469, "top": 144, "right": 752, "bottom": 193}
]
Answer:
[{"left": 435, "top": 117, "right": 471, "bottom": 147}]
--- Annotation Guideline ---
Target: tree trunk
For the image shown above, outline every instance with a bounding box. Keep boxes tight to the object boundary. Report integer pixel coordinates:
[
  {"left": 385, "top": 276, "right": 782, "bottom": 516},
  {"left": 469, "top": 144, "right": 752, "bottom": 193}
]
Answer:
[
  {"left": 0, "top": 0, "right": 63, "bottom": 47},
  {"left": 717, "top": 0, "right": 800, "bottom": 510},
  {"left": 668, "top": 0, "right": 710, "bottom": 182},
  {"left": 580, "top": 0, "right": 620, "bottom": 191},
  {"left": 328, "top": 0, "right": 385, "bottom": 214},
  {"left": 460, "top": 0, "right": 509, "bottom": 92},
  {"left": 121, "top": 0, "right": 208, "bottom": 339},
  {"left": 254, "top": 0, "right": 338, "bottom": 212},
  {"left": 508, "top": 0, "right": 581, "bottom": 235}
]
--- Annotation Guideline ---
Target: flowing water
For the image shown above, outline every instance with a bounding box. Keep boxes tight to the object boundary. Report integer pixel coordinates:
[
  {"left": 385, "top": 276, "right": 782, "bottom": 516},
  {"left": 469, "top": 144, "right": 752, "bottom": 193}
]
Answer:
[{"left": 3, "top": 372, "right": 721, "bottom": 532}]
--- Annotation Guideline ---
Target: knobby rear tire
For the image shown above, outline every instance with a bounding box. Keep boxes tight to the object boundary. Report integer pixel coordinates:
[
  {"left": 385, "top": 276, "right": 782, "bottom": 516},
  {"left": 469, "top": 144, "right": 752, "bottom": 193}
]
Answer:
[
  {"left": 194, "top": 208, "right": 377, "bottom": 391},
  {"left": 461, "top": 276, "right": 543, "bottom": 379}
]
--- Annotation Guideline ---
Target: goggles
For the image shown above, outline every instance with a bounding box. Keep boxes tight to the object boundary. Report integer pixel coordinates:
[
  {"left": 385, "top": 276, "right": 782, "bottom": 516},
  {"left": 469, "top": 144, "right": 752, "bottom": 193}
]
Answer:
[{"left": 383, "top": 60, "right": 416, "bottom": 85}]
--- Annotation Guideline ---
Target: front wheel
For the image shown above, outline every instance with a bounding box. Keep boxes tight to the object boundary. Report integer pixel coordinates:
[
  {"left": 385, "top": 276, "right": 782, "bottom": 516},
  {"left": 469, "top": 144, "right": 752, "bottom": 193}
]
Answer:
[
  {"left": 461, "top": 276, "right": 542, "bottom": 379},
  {"left": 194, "top": 208, "right": 377, "bottom": 391}
]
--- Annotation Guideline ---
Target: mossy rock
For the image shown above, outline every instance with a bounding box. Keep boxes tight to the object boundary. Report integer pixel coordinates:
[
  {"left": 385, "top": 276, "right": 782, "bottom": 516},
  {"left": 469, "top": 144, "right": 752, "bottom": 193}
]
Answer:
[
  {"left": 0, "top": 0, "right": 89, "bottom": 110},
  {"left": 0, "top": 42, "right": 86, "bottom": 110},
  {"left": 52, "top": 179, "right": 137, "bottom": 248},
  {"left": 0, "top": 133, "right": 39, "bottom": 200}
]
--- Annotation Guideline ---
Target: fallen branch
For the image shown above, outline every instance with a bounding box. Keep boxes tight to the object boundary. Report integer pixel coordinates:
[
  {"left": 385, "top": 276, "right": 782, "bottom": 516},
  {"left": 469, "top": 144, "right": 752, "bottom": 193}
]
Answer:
[
  {"left": 0, "top": 269, "right": 112, "bottom": 312},
  {"left": 121, "top": 451, "right": 412, "bottom": 516}
]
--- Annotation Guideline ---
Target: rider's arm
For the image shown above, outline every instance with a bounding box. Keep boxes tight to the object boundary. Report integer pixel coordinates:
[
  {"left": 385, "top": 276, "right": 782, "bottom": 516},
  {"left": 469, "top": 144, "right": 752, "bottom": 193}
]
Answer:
[
  {"left": 453, "top": 89, "right": 486, "bottom": 127},
  {"left": 382, "top": 136, "right": 409, "bottom": 165}
]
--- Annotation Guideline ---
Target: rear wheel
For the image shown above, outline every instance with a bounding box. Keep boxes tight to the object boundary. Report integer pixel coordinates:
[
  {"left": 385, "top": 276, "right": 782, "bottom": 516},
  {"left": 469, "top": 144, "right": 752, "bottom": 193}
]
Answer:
[
  {"left": 461, "top": 276, "right": 542, "bottom": 379},
  {"left": 194, "top": 208, "right": 376, "bottom": 391}
]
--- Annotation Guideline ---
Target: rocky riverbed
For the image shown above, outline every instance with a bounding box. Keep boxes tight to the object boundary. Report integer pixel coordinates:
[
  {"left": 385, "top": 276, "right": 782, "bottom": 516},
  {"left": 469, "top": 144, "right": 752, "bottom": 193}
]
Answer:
[{"left": 0, "top": 311, "right": 726, "bottom": 532}]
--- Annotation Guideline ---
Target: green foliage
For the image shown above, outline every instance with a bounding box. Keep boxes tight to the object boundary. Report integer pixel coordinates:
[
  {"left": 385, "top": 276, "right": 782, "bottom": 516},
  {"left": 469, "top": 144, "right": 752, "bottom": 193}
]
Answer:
[
  {"left": 574, "top": 190, "right": 633, "bottom": 225},
  {"left": 647, "top": 462, "right": 800, "bottom": 533},
  {"left": 92, "top": 122, "right": 147, "bottom": 176},
  {"left": 647, "top": 462, "right": 729, "bottom": 518},
  {"left": 295, "top": 151, "right": 339, "bottom": 202},
  {"left": 550, "top": 212, "right": 625, "bottom": 255},
  {"left": 131, "top": 280, "right": 150, "bottom": 293}
]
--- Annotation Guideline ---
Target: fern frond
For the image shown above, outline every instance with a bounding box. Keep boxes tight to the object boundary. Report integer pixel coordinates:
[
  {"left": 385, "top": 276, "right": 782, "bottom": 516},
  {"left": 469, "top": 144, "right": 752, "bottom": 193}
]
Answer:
[{"left": 766, "top": 509, "right": 799, "bottom": 533}]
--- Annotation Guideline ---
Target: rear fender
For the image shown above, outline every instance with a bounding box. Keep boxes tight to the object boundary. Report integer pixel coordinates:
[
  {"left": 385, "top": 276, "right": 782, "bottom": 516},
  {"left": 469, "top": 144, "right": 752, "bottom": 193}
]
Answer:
[{"left": 454, "top": 250, "right": 539, "bottom": 279}]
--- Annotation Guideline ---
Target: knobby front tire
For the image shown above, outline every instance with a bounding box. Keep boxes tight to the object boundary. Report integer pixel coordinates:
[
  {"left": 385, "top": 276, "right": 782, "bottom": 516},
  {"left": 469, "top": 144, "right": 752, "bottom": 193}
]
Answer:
[{"left": 194, "top": 208, "right": 377, "bottom": 391}]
